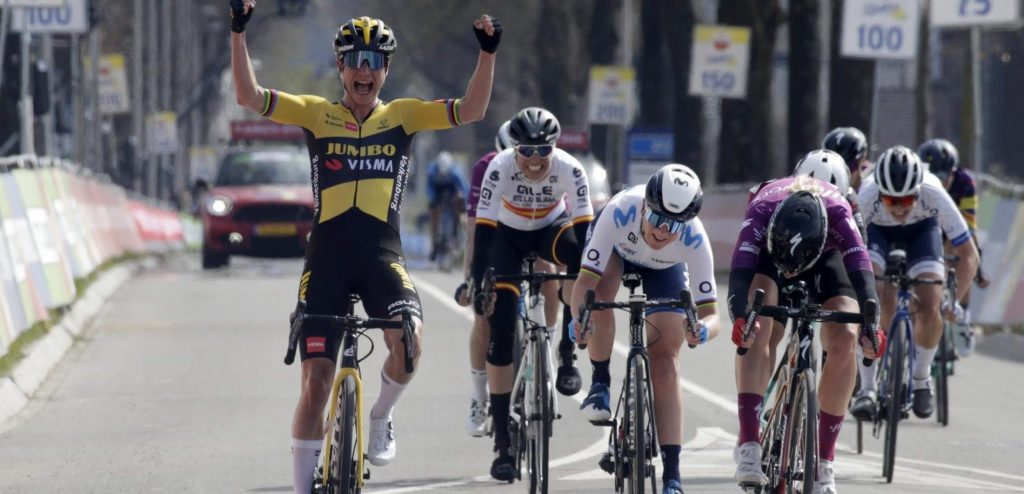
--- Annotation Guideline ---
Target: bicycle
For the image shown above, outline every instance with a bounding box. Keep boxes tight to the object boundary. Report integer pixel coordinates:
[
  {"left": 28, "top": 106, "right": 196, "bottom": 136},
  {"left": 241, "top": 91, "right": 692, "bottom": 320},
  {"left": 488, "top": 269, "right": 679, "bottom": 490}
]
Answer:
[
  {"left": 735, "top": 282, "right": 877, "bottom": 494},
  {"left": 478, "top": 255, "right": 576, "bottom": 494},
  {"left": 932, "top": 254, "right": 963, "bottom": 427},
  {"left": 858, "top": 249, "right": 943, "bottom": 483},
  {"left": 434, "top": 193, "right": 464, "bottom": 273},
  {"left": 284, "top": 296, "right": 416, "bottom": 494},
  {"left": 576, "top": 272, "right": 700, "bottom": 494}
]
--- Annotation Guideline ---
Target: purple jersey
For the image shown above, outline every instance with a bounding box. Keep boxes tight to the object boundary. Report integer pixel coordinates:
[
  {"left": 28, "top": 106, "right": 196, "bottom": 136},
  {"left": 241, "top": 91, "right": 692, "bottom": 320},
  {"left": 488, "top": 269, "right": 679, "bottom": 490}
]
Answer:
[
  {"left": 466, "top": 151, "right": 497, "bottom": 218},
  {"left": 731, "top": 176, "right": 872, "bottom": 275}
]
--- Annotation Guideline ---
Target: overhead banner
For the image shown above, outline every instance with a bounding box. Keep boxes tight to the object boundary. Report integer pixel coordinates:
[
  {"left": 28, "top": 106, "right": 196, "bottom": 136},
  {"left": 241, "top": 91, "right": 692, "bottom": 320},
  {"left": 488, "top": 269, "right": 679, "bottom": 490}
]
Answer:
[
  {"left": 587, "top": 66, "right": 636, "bottom": 126},
  {"left": 841, "top": 0, "right": 920, "bottom": 60},
  {"left": 688, "top": 24, "right": 751, "bottom": 99}
]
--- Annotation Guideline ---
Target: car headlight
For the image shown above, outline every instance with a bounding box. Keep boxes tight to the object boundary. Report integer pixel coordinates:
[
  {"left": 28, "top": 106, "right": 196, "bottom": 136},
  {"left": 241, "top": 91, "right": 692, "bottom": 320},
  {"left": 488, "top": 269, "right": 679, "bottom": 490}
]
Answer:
[{"left": 206, "top": 196, "right": 233, "bottom": 216}]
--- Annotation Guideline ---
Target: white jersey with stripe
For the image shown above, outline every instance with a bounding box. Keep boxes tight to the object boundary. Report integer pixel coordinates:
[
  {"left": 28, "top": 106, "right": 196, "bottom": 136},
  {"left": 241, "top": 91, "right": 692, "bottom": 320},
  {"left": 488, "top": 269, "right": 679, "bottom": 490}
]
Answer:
[
  {"left": 475, "top": 147, "right": 594, "bottom": 231},
  {"left": 858, "top": 171, "right": 971, "bottom": 246},
  {"left": 580, "top": 186, "right": 717, "bottom": 305}
]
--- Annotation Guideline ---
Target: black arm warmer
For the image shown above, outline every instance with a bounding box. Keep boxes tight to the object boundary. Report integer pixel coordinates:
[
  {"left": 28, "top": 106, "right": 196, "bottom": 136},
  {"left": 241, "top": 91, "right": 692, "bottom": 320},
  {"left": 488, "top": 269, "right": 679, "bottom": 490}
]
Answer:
[
  {"left": 849, "top": 269, "right": 878, "bottom": 314},
  {"left": 571, "top": 220, "right": 592, "bottom": 270},
  {"left": 728, "top": 267, "right": 756, "bottom": 322},
  {"left": 470, "top": 223, "right": 496, "bottom": 289}
]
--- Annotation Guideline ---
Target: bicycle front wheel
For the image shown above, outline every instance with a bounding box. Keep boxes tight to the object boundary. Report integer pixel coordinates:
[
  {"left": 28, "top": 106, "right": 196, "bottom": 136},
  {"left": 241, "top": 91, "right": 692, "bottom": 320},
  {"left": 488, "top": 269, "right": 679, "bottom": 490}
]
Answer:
[
  {"left": 527, "top": 337, "right": 551, "bottom": 493},
  {"left": 627, "top": 357, "right": 648, "bottom": 494},
  {"left": 783, "top": 369, "right": 818, "bottom": 494},
  {"left": 935, "top": 324, "right": 950, "bottom": 427},
  {"left": 882, "top": 319, "right": 906, "bottom": 483},
  {"left": 328, "top": 375, "right": 360, "bottom": 494}
]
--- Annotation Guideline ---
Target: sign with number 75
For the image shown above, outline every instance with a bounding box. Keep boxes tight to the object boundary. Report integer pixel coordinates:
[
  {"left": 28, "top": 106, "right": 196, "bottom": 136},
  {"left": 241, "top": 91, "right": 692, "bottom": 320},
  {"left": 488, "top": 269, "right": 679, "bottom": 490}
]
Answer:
[{"left": 932, "top": 0, "right": 1020, "bottom": 27}]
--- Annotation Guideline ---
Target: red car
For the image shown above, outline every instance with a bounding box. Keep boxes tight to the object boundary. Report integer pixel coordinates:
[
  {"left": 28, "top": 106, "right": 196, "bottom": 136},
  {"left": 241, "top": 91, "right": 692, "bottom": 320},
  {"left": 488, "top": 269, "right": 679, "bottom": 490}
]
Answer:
[{"left": 200, "top": 147, "right": 314, "bottom": 269}]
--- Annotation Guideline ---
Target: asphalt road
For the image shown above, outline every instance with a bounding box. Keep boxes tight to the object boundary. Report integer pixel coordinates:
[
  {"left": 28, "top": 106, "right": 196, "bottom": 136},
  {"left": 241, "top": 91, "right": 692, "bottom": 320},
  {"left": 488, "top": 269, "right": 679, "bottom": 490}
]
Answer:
[{"left": 0, "top": 255, "right": 1021, "bottom": 493}]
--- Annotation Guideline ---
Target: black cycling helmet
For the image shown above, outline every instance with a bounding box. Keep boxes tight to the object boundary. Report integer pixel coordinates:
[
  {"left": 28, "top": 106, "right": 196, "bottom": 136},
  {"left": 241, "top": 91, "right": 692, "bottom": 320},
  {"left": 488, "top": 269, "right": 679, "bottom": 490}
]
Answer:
[
  {"left": 645, "top": 164, "right": 703, "bottom": 223},
  {"left": 767, "top": 190, "right": 828, "bottom": 277},
  {"left": 334, "top": 17, "right": 397, "bottom": 59},
  {"left": 822, "top": 127, "right": 868, "bottom": 171},
  {"left": 875, "top": 145, "right": 925, "bottom": 197},
  {"left": 916, "top": 138, "right": 959, "bottom": 182},
  {"left": 508, "top": 107, "right": 561, "bottom": 146}
]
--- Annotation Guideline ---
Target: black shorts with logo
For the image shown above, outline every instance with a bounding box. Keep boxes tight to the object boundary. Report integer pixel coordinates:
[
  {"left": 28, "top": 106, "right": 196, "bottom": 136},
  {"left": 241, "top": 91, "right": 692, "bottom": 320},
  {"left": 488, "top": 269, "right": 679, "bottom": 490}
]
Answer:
[
  {"left": 756, "top": 249, "right": 857, "bottom": 305},
  {"left": 296, "top": 232, "right": 421, "bottom": 362}
]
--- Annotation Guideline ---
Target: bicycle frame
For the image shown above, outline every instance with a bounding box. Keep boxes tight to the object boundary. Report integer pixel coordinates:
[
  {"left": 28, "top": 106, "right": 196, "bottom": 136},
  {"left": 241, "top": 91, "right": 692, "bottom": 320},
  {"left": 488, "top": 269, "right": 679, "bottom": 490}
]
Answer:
[
  {"left": 874, "top": 278, "right": 917, "bottom": 435},
  {"left": 322, "top": 330, "right": 366, "bottom": 490}
]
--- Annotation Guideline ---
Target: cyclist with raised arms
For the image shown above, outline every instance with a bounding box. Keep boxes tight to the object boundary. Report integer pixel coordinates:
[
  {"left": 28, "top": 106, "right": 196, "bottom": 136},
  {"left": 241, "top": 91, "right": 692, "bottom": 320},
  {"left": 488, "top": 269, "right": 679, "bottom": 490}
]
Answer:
[
  {"left": 570, "top": 164, "right": 721, "bottom": 494},
  {"left": 730, "top": 175, "right": 883, "bottom": 494},
  {"left": 453, "top": 121, "right": 515, "bottom": 437},
  {"left": 229, "top": 2, "right": 500, "bottom": 491},
  {"left": 823, "top": 126, "right": 871, "bottom": 191},
  {"left": 852, "top": 146, "right": 980, "bottom": 421},
  {"left": 917, "top": 138, "right": 989, "bottom": 355},
  {"left": 469, "top": 107, "right": 593, "bottom": 480}
]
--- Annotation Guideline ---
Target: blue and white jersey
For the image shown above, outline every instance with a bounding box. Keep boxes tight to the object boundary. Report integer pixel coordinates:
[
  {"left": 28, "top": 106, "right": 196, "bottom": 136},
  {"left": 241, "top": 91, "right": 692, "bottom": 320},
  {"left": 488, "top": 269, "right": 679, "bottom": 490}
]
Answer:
[
  {"left": 580, "top": 185, "right": 717, "bottom": 305},
  {"left": 858, "top": 172, "right": 972, "bottom": 247}
]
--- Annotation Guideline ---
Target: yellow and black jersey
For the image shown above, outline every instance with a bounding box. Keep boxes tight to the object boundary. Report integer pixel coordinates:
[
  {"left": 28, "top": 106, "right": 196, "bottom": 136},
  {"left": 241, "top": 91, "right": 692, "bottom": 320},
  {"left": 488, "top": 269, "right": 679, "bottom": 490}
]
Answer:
[{"left": 261, "top": 89, "right": 461, "bottom": 252}]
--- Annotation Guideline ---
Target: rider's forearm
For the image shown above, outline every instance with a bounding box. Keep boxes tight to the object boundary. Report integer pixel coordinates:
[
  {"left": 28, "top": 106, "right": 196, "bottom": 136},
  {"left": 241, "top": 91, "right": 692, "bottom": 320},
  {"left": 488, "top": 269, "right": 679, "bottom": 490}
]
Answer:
[
  {"left": 572, "top": 220, "right": 591, "bottom": 261},
  {"left": 463, "top": 222, "right": 476, "bottom": 280},
  {"left": 470, "top": 222, "right": 495, "bottom": 288},
  {"left": 954, "top": 241, "right": 979, "bottom": 301},
  {"left": 569, "top": 272, "right": 600, "bottom": 320},
  {"left": 457, "top": 52, "right": 495, "bottom": 123},
  {"left": 727, "top": 267, "right": 755, "bottom": 321},
  {"left": 231, "top": 33, "right": 265, "bottom": 113},
  {"left": 849, "top": 268, "right": 878, "bottom": 311},
  {"left": 696, "top": 305, "right": 721, "bottom": 341}
]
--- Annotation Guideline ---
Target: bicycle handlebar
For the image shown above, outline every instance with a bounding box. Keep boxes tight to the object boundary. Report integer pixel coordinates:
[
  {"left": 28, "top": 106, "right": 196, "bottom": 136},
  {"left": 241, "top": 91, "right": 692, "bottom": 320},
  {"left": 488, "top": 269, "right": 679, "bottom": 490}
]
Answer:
[
  {"left": 736, "top": 289, "right": 879, "bottom": 366},
  {"left": 284, "top": 309, "right": 417, "bottom": 373},
  {"left": 576, "top": 288, "right": 700, "bottom": 350}
]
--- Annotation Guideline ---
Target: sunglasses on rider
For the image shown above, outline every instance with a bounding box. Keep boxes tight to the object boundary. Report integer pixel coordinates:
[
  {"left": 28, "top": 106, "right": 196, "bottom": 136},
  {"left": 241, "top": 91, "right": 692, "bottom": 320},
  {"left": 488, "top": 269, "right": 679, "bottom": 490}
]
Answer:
[
  {"left": 342, "top": 51, "right": 388, "bottom": 70},
  {"left": 516, "top": 145, "right": 554, "bottom": 159},
  {"left": 880, "top": 194, "right": 917, "bottom": 208},
  {"left": 643, "top": 208, "right": 685, "bottom": 234}
]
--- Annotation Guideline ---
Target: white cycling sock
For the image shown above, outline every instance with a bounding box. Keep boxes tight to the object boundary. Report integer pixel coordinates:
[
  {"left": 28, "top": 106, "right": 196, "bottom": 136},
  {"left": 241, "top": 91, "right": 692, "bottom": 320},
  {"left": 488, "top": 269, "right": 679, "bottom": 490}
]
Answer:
[
  {"left": 471, "top": 368, "right": 488, "bottom": 402},
  {"left": 292, "top": 438, "right": 321, "bottom": 494},
  {"left": 858, "top": 359, "right": 878, "bottom": 393},
  {"left": 962, "top": 307, "right": 972, "bottom": 326},
  {"left": 913, "top": 344, "right": 938, "bottom": 382},
  {"left": 371, "top": 369, "right": 407, "bottom": 419}
]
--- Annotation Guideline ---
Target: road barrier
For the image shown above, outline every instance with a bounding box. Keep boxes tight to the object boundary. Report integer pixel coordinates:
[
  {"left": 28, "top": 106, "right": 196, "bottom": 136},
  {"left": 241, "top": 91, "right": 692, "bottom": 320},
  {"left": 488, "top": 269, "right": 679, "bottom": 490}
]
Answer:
[{"left": 0, "top": 155, "right": 185, "bottom": 355}]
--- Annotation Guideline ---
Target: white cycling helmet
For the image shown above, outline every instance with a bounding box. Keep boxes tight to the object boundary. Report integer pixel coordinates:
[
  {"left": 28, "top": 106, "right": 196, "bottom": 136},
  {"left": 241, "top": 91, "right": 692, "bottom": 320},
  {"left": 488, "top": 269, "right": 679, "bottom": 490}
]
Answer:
[
  {"left": 793, "top": 149, "right": 851, "bottom": 193},
  {"left": 495, "top": 120, "right": 516, "bottom": 152},
  {"left": 874, "top": 145, "right": 925, "bottom": 197},
  {"left": 644, "top": 164, "right": 703, "bottom": 223}
]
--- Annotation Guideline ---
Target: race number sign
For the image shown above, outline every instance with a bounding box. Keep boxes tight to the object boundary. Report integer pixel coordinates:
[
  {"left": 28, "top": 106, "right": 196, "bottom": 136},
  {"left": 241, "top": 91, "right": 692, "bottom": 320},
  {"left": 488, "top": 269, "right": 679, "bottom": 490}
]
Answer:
[
  {"left": 688, "top": 24, "right": 751, "bottom": 99},
  {"left": 841, "top": 0, "right": 920, "bottom": 59},
  {"left": 587, "top": 66, "right": 636, "bottom": 126},
  {"left": 932, "top": 0, "right": 1019, "bottom": 27}
]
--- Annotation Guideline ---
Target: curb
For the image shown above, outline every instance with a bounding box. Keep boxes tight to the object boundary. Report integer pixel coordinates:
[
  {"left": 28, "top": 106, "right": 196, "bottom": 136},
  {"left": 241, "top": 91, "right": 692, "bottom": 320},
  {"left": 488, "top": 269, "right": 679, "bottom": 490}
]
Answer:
[{"left": 0, "top": 260, "right": 146, "bottom": 426}]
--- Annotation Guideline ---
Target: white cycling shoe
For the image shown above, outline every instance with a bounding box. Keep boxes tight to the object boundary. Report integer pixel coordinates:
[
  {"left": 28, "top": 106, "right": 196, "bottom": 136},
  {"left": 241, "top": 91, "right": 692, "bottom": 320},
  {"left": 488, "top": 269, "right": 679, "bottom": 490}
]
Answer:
[
  {"left": 367, "top": 415, "right": 396, "bottom": 466},
  {"left": 466, "top": 399, "right": 490, "bottom": 437},
  {"left": 812, "top": 460, "right": 837, "bottom": 494},
  {"left": 734, "top": 441, "right": 768, "bottom": 486}
]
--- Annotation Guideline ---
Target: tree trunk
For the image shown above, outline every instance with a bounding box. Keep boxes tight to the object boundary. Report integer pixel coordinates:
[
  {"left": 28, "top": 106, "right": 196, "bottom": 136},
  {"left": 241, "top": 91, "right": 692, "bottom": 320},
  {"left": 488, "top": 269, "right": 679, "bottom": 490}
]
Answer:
[
  {"left": 717, "top": 0, "right": 783, "bottom": 183},
  {"left": 638, "top": 0, "right": 670, "bottom": 128},
  {"left": 915, "top": 7, "right": 933, "bottom": 145},
  {"left": 588, "top": 0, "right": 620, "bottom": 171},
  {"left": 661, "top": 0, "right": 702, "bottom": 169},
  {"left": 788, "top": 0, "right": 823, "bottom": 166},
  {"left": 828, "top": 0, "right": 875, "bottom": 149}
]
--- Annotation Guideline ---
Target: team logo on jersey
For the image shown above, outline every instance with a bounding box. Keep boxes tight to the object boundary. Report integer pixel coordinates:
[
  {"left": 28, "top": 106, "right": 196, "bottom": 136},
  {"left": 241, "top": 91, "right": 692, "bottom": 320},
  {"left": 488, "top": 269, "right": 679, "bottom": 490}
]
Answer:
[
  {"left": 489, "top": 170, "right": 500, "bottom": 181},
  {"left": 325, "top": 158, "right": 344, "bottom": 171},
  {"left": 376, "top": 119, "right": 390, "bottom": 131},
  {"left": 613, "top": 206, "right": 637, "bottom": 228},
  {"left": 681, "top": 224, "right": 704, "bottom": 249},
  {"left": 573, "top": 167, "right": 582, "bottom": 178},
  {"left": 627, "top": 232, "right": 638, "bottom": 244}
]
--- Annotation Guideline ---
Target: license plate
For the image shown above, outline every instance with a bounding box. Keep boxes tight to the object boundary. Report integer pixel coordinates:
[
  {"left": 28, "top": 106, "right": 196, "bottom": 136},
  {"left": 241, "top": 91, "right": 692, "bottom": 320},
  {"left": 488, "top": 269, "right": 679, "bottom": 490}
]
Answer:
[{"left": 254, "top": 223, "right": 298, "bottom": 237}]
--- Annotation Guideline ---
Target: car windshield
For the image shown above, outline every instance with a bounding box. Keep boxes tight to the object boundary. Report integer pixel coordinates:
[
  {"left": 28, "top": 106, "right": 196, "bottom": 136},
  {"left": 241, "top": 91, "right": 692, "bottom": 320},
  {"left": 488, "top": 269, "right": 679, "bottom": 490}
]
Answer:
[{"left": 216, "top": 151, "right": 308, "bottom": 186}]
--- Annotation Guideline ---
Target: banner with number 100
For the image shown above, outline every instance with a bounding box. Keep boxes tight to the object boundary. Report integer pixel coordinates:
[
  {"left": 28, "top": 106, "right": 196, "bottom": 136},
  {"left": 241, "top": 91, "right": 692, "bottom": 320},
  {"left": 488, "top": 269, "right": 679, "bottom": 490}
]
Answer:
[{"left": 841, "top": 0, "right": 921, "bottom": 60}]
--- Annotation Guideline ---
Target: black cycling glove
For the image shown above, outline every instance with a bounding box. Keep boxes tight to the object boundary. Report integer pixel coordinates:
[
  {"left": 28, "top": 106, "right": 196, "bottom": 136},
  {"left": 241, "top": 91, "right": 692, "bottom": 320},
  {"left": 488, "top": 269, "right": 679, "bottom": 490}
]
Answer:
[
  {"left": 473, "top": 17, "right": 502, "bottom": 54},
  {"left": 230, "top": 0, "right": 253, "bottom": 33}
]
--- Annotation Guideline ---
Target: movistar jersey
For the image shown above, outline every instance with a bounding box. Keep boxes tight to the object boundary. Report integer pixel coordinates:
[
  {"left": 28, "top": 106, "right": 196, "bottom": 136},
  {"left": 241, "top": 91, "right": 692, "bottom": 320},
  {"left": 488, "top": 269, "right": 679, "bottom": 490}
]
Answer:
[{"left": 261, "top": 89, "right": 461, "bottom": 252}]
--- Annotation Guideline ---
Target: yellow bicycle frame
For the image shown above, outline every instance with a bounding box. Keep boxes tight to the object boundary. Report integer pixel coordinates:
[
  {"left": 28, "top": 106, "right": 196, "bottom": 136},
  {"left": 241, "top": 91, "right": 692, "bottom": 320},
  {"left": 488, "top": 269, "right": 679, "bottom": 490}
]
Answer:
[{"left": 321, "top": 367, "right": 365, "bottom": 489}]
